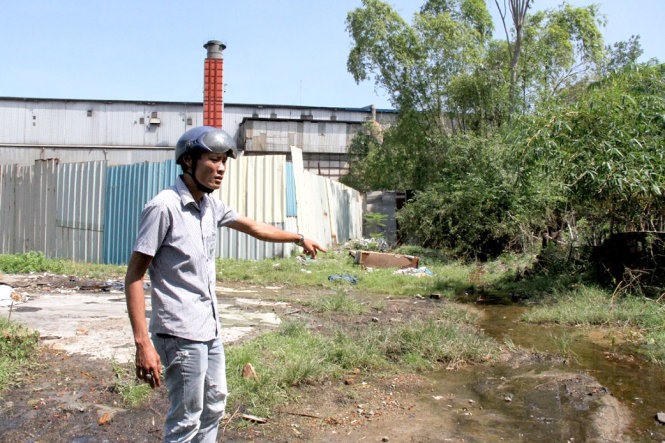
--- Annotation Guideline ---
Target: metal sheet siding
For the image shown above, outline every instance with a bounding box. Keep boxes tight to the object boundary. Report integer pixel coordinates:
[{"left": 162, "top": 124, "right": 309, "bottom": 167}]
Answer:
[
  {"left": 56, "top": 162, "right": 107, "bottom": 263},
  {"left": 285, "top": 163, "right": 297, "bottom": 216},
  {"left": 290, "top": 145, "right": 362, "bottom": 247},
  {"left": 0, "top": 99, "right": 199, "bottom": 147},
  {"left": 0, "top": 98, "right": 393, "bottom": 149},
  {"left": 0, "top": 160, "right": 58, "bottom": 255},
  {"left": 0, "top": 153, "right": 362, "bottom": 264},
  {"left": 103, "top": 160, "right": 179, "bottom": 264},
  {"left": 0, "top": 146, "right": 174, "bottom": 167},
  {"left": 214, "top": 154, "right": 288, "bottom": 260}
]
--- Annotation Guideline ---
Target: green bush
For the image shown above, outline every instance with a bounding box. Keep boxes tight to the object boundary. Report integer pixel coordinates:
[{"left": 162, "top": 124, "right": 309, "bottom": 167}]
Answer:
[{"left": 0, "top": 251, "right": 57, "bottom": 273}]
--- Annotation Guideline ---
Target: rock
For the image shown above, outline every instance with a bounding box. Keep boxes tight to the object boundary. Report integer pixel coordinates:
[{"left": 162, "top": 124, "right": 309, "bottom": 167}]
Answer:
[
  {"left": 62, "top": 401, "right": 87, "bottom": 413},
  {"left": 656, "top": 411, "right": 665, "bottom": 424},
  {"left": 95, "top": 405, "right": 125, "bottom": 425},
  {"left": 98, "top": 412, "right": 112, "bottom": 426}
]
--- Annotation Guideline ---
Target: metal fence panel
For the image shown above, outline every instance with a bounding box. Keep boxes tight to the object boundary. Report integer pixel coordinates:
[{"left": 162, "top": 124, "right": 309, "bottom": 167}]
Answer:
[
  {"left": 0, "top": 160, "right": 58, "bottom": 255},
  {"left": 290, "top": 145, "right": 363, "bottom": 247},
  {"left": 104, "top": 160, "right": 179, "bottom": 264},
  {"left": 0, "top": 164, "right": 17, "bottom": 253},
  {"left": 327, "top": 178, "right": 363, "bottom": 244},
  {"left": 1, "top": 152, "right": 362, "bottom": 264},
  {"left": 214, "top": 154, "right": 288, "bottom": 259},
  {"left": 56, "top": 161, "right": 107, "bottom": 263}
]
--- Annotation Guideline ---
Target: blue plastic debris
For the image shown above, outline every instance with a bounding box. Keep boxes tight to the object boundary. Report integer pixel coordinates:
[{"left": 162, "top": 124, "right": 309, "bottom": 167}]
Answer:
[{"left": 328, "top": 274, "right": 358, "bottom": 284}]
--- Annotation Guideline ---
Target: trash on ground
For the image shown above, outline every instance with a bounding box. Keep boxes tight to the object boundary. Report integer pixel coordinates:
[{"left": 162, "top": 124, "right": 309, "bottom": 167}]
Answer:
[
  {"left": 393, "top": 267, "right": 434, "bottom": 277},
  {"left": 328, "top": 274, "right": 358, "bottom": 284},
  {"left": 343, "top": 238, "right": 389, "bottom": 252},
  {"left": 241, "top": 413, "right": 268, "bottom": 423},
  {"left": 0, "top": 284, "right": 24, "bottom": 307}
]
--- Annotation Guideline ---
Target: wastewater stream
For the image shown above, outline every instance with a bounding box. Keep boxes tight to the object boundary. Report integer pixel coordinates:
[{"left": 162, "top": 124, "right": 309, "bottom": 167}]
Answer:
[{"left": 419, "top": 303, "right": 665, "bottom": 441}]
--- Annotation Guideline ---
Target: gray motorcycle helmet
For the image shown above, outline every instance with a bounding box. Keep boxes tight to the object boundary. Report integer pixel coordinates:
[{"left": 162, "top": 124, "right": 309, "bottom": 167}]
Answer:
[{"left": 175, "top": 126, "right": 237, "bottom": 165}]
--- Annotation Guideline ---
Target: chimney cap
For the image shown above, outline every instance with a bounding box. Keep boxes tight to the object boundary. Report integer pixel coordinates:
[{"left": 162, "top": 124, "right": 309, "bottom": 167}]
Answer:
[{"left": 204, "top": 40, "right": 226, "bottom": 59}]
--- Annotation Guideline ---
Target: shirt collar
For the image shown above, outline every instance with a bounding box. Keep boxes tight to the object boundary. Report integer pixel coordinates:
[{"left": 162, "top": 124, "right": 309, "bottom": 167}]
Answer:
[{"left": 175, "top": 175, "right": 206, "bottom": 211}]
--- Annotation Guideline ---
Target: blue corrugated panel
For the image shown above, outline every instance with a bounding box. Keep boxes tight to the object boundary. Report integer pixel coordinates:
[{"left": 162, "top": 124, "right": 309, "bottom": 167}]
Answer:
[
  {"left": 103, "top": 160, "right": 179, "bottom": 264},
  {"left": 285, "top": 162, "right": 297, "bottom": 217}
]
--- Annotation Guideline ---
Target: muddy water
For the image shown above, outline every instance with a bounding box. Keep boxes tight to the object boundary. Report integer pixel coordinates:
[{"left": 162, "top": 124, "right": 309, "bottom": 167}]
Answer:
[{"left": 462, "top": 304, "right": 665, "bottom": 441}]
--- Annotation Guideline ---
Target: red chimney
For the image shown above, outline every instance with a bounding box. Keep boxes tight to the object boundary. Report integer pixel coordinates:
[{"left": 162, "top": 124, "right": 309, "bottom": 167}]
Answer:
[{"left": 203, "top": 40, "right": 225, "bottom": 128}]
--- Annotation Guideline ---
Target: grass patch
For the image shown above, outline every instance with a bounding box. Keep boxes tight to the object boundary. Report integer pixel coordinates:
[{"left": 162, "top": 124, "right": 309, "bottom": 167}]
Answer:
[
  {"left": 0, "top": 251, "right": 126, "bottom": 279},
  {"left": 303, "top": 290, "right": 367, "bottom": 315},
  {"left": 523, "top": 285, "right": 665, "bottom": 363},
  {"left": 217, "top": 250, "right": 492, "bottom": 299},
  {"left": 226, "top": 305, "right": 500, "bottom": 416},
  {"left": 0, "top": 318, "right": 40, "bottom": 391}
]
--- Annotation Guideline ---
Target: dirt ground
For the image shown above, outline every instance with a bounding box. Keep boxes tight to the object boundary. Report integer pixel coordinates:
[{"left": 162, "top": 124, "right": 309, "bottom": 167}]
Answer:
[{"left": 0, "top": 273, "right": 649, "bottom": 442}]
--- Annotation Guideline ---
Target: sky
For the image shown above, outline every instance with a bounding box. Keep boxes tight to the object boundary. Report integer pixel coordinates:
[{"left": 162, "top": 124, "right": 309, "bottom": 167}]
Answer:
[{"left": 0, "top": 1, "right": 662, "bottom": 110}]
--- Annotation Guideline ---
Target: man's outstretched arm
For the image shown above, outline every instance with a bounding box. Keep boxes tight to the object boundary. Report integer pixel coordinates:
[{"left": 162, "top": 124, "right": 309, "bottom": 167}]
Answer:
[{"left": 227, "top": 216, "right": 327, "bottom": 258}]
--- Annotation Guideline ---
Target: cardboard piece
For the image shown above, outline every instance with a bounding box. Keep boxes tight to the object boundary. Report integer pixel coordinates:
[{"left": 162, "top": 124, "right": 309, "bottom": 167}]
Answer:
[{"left": 354, "top": 250, "right": 419, "bottom": 269}]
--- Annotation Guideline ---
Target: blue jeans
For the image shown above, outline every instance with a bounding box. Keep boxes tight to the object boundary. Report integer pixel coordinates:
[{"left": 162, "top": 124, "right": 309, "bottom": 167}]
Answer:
[{"left": 153, "top": 335, "right": 228, "bottom": 443}]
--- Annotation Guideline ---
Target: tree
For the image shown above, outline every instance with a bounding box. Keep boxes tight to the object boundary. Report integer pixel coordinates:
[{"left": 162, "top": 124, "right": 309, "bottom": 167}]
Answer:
[
  {"left": 518, "top": 4, "right": 605, "bottom": 107},
  {"left": 343, "top": 0, "right": 647, "bottom": 259},
  {"left": 515, "top": 63, "right": 665, "bottom": 244},
  {"left": 603, "top": 35, "right": 643, "bottom": 74},
  {"left": 347, "top": 0, "right": 493, "bottom": 120},
  {"left": 494, "top": 0, "right": 531, "bottom": 110}
]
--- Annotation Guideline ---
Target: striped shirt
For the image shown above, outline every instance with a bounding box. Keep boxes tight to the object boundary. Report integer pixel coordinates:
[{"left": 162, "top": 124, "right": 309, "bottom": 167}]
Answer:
[{"left": 133, "top": 176, "right": 238, "bottom": 341}]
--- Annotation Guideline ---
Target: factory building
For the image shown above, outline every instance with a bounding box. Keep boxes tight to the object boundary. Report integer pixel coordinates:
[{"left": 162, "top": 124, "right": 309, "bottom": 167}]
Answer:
[
  {"left": 0, "top": 40, "right": 396, "bottom": 179},
  {"left": 0, "top": 40, "right": 399, "bottom": 262},
  {"left": 0, "top": 98, "right": 395, "bottom": 181}
]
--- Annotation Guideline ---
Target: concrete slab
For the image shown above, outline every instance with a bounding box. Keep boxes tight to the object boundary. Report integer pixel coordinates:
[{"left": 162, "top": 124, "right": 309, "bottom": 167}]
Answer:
[{"left": 0, "top": 287, "right": 285, "bottom": 363}]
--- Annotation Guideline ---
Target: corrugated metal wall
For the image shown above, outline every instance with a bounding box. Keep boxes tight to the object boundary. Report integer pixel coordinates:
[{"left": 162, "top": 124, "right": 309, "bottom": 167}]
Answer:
[
  {"left": 104, "top": 160, "right": 180, "bottom": 264},
  {"left": 0, "top": 160, "right": 108, "bottom": 262},
  {"left": 0, "top": 152, "right": 363, "bottom": 264},
  {"left": 241, "top": 119, "right": 358, "bottom": 154},
  {"left": 56, "top": 162, "right": 106, "bottom": 263},
  {"left": 0, "top": 160, "right": 57, "bottom": 255},
  {"left": 215, "top": 154, "right": 292, "bottom": 261}
]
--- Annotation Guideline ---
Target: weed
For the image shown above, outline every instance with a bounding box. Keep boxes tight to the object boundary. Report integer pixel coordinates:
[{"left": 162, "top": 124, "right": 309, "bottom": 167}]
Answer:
[
  {"left": 0, "top": 319, "right": 40, "bottom": 391},
  {"left": 523, "top": 285, "right": 665, "bottom": 363},
  {"left": 363, "top": 211, "right": 388, "bottom": 240},
  {"left": 304, "top": 291, "right": 366, "bottom": 315},
  {"left": 111, "top": 360, "right": 153, "bottom": 407},
  {"left": 550, "top": 331, "right": 578, "bottom": 361}
]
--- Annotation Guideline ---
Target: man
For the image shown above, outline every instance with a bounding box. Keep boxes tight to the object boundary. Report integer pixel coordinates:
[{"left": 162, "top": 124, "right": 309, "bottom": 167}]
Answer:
[{"left": 124, "top": 126, "right": 325, "bottom": 442}]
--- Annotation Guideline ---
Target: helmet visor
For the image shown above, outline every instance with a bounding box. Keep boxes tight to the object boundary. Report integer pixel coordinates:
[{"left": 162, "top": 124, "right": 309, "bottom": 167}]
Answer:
[{"left": 195, "top": 130, "right": 237, "bottom": 158}]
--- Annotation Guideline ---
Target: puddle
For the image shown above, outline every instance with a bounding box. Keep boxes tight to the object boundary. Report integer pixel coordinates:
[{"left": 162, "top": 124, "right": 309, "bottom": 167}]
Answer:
[
  {"left": 12, "top": 306, "right": 40, "bottom": 312},
  {"left": 470, "top": 304, "right": 665, "bottom": 441}
]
